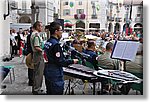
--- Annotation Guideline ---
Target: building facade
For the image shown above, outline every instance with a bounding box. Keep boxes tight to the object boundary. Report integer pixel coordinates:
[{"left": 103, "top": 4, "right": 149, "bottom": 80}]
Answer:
[
  {"left": 60, "top": 0, "right": 143, "bottom": 33},
  {"left": 9, "top": 0, "right": 56, "bottom": 28},
  {"left": 60, "top": 0, "right": 108, "bottom": 32},
  {"left": 0, "top": 0, "right": 11, "bottom": 60},
  {"left": 107, "top": 0, "right": 143, "bottom": 33}
]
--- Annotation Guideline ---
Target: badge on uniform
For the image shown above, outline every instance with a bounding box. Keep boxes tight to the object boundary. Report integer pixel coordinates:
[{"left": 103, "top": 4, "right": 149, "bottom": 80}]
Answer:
[{"left": 56, "top": 52, "right": 60, "bottom": 57}]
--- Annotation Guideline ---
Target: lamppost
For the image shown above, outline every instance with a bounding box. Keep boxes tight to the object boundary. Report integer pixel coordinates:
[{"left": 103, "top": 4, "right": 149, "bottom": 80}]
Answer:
[
  {"left": 35, "top": 6, "right": 39, "bottom": 21},
  {"left": 31, "top": 0, "right": 40, "bottom": 25},
  {"left": 31, "top": 2, "right": 35, "bottom": 25}
]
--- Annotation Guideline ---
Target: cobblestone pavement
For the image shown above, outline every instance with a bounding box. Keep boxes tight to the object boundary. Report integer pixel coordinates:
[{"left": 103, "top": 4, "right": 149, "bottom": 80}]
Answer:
[{"left": 0, "top": 56, "right": 143, "bottom": 95}]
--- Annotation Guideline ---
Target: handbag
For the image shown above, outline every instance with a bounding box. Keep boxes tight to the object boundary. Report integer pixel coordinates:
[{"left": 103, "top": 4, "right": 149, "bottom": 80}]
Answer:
[{"left": 25, "top": 53, "right": 34, "bottom": 69}]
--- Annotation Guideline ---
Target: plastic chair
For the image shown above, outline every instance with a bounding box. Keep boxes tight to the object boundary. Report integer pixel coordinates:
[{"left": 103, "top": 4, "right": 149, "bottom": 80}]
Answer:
[
  {"left": 0, "top": 66, "right": 10, "bottom": 81},
  {"left": 2, "top": 65, "right": 15, "bottom": 84}
]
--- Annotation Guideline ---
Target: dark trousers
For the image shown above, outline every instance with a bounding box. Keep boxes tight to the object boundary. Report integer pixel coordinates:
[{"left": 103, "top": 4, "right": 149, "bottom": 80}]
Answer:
[
  {"left": 11, "top": 45, "right": 17, "bottom": 56},
  {"left": 28, "top": 68, "right": 33, "bottom": 85},
  {"left": 120, "top": 83, "right": 131, "bottom": 95},
  {"left": 45, "top": 78, "right": 64, "bottom": 95},
  {"left": 44, "top": 64, "right": 64, "bottom": 95}
]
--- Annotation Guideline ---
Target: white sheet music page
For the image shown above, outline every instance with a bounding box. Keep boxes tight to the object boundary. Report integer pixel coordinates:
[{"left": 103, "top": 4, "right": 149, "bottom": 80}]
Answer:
[
  {"left": 111, "top": 41, "right": 140, "bottom": 61},
  {"left": 111, "top": 41, "right": 126, "bottom": 59},
  {"left": 122, "top": 41, "right": 140, "bottom": 61}
]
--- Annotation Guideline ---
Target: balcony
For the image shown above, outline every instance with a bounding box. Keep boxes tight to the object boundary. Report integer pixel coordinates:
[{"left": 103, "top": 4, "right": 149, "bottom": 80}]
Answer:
[
  {"left": 124, "top": 18, "right": 130, "bottom": 23},
  {"left": 91, "top": 14, "right": 97, "bottom": 19},
  {"left": 115, "top": 17, "right": 122, "bottom": 22},
  {"left": 135, "top": 17, "right": 143, "bottom": 22},
  {"left": 74, "top": 14, "right": 86, "bottom": 20},
  {"left": 17, "top": 9, "right": 32, "bottom": 15},
  {"left": 107, "top": 16, "right": 114, "bottom": 21}
]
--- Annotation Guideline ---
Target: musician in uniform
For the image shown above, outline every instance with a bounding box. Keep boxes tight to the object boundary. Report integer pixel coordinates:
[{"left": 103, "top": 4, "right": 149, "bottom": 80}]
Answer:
[
  {"left": 97, "top": 42, "right": 119, "bottom": 70},
  {"left": 82, "top": 40, "right": 98, "bottom": 70},
  {"left": 97, "top": 42, "right": 143, "bottom": 94},
  {"left": 44, "top": 22, "right": 78, "bottom": 95}
]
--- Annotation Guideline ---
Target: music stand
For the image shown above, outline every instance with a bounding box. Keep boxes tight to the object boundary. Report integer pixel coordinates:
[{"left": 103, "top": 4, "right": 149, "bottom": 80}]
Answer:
[{"left": 111, "top": 40, "right": 140, "bottom": 71}]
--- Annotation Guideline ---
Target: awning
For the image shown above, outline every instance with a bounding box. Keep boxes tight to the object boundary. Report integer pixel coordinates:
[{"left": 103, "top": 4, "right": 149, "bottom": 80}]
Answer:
[
  {"left": 86, "top": 28, "right": 98, "bottom": 31},
  {"left": 64, "top": 20, "right": 74, "bottom": 27},
  {"left": 64, "top": 28, "right": 73, "bottom": 30},
  {"left": 134, "top": 27, "right": 143, "bottom": 29},
  {"left": 64, "top": 20, "right": 72, "bottom": 23},
  {"left": 75, "top": 27, "right": 85, "bottom": 30}
]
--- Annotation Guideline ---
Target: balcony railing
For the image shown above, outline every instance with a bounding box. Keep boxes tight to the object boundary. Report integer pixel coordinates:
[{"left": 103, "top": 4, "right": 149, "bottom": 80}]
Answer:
[
  {"left": 124, "top": 18, "right": 130, "bottom": 23},
  {"left": 74, "top": 14, "right": 86, "bottom": 19},
  {"left": 135, "top": 17, "right": 143, "bottom": 22},
  {"left": 17, "top": 9, "right": 31, "bottom": 15},
  {"left": 107, "top": 16, "right": 114, "bottom": 21},
  {"left": 91, "top": 14, "right": 97, "bottom": 19},
  {"left": 115, "top": 17, "right": 122, "bottom": 22}
]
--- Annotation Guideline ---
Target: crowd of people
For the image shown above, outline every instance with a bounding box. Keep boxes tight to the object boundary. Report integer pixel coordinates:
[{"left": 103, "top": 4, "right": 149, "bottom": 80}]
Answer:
[{"left": 9, "top": 21, "right": 143, "bottom": 95}]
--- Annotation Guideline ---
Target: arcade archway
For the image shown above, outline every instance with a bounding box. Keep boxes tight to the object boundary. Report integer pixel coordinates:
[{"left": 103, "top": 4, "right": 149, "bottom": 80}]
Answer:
[
  {"left": 19, "top": 16, "right": 31, "bottom": 23},
  {"left": 134, "top": 23, "right": 143, "bottom": 33},
  {"left": 114, "top": 23, "right": 120, "bottom": 33},
  {"left": 108, "top": 23, "right": 113, "bottom": 32}
]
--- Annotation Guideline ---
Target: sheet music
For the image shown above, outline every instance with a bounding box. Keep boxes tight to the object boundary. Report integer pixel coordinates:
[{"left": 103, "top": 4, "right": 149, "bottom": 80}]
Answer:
[
  {"left": 111, "top": 41, "right": 126, "bottom": 59},
  {"left": 111, "top": 41, "right": 140, "bottom": 61},
  {"left": 122, "top": 41, "right": 140, "bottom": 61}
]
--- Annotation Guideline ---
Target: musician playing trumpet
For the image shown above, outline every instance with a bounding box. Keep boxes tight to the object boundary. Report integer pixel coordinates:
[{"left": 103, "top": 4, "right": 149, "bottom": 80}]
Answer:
[{"left": 83, "top": 40, "right": 98, "bottom": 70}]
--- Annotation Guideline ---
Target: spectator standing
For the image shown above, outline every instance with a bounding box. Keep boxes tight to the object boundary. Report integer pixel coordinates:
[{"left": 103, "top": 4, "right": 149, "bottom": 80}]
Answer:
[
  {"left": 30, "top": 21, "right": 45, "bottom": 95},
  {"left": 10, "top": 30, "right": 17, "bottom": 58}
]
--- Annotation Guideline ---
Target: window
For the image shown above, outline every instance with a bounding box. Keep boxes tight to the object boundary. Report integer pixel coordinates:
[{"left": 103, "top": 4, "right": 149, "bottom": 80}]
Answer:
[
  {"left": 63, "top": 2, "right": 68, "bottom": 6},
  {"left": 22, "top": 1, "right": 26, "bottom": 10},
  {"left": 63, "top": 9, "right": 70, "bottom": 16},
  {"left": 79, "top": 1, "right": 82, "bottom": 5},
  {"left": 138, "top": 6, "right": 142, "bottom": 12},
  {"left": 110, "top": 5, "right": 113, "bottom": 9},
  {"left": 54, "top": 7, "right": 56, "bottom": 13},
  {"left": 77, "top": 9, "right": 84, "bottom": 14},
  {"left": 137, "top": 14, "right": 141, "bottom": 17}
]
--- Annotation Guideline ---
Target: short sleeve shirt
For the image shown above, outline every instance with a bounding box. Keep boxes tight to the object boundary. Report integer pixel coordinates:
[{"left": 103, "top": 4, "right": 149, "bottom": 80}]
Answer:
[
  {"left": 97, "top": 52, "right": 119, "bottom": 70},
  {"left": 31, "top": 31, "right": 43, "bottom": 52}
]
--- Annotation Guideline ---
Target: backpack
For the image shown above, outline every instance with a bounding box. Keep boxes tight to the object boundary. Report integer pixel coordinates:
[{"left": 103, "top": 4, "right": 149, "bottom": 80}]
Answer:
[{"left": 25, "top": 34, "right": 33, "bottom": 55}]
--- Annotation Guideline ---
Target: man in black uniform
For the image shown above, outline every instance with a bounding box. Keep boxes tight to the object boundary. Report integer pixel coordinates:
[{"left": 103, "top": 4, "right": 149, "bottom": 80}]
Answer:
[{"left": 44, "top": 22, "right": 78, "bottom": 95}]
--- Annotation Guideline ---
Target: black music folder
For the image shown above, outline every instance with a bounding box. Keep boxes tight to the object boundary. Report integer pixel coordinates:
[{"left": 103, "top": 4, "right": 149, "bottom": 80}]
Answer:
[{"left": 111, "top": 40, "right": 140, "bottom": 61}]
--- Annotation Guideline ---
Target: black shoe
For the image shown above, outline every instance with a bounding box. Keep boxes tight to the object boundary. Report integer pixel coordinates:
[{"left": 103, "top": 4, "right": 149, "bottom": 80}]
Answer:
[
  {"left": 101, "top": 89, "right": 109, "bottom": 95},
  {"left": 1, "top": 85, "right": 6, "bottom": 89},
  {"left": 28, "top": 82, "right": 33, "bottom": 86},
  {"left": 113, "top": 90, "right": 122, "bottom": 95},
  {"left": 32, "top": 90, "right": 45, "bottom": 95},
  {"left": 28, "top": 80, "right": 33, "bottom": 86}
]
